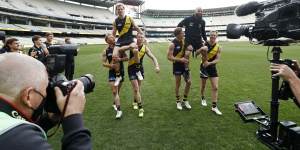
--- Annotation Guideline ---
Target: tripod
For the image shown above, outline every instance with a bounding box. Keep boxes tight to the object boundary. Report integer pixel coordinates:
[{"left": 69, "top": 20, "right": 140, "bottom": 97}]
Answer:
[{"left": 256, "top": 39, "right": 290, "bottom": 150}]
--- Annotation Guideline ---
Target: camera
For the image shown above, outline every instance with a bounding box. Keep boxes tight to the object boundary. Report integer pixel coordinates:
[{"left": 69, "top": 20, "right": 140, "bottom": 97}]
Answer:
[
  {"left": 227, "top": 0, "right": 300, "bottom": 42},
  {"left": 229, "top": 0, "right": 300, "bottom": 149},
  {"left": 44, "top": 45, "right": 95, "bottom": 113}
]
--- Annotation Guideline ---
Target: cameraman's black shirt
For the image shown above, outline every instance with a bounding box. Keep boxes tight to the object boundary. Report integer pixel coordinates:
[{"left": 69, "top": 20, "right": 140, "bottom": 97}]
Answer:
[
  {"left": 177, "top": 15, "right": 207, "bottom": 41},
  {"left": 28, "top": 45, "right": 46, "bottom": 63},
  {"left": 0, "top": 47, "right": 11, "bottom": 54}
]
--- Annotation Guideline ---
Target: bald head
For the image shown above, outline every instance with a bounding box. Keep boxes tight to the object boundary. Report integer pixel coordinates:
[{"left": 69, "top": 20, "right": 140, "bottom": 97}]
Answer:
[
  {"left": 0, "top": 53, "right": 48, "bottom": 99},
  {"left": 195, "top": 7, "right": 203, "bottom": 17}
]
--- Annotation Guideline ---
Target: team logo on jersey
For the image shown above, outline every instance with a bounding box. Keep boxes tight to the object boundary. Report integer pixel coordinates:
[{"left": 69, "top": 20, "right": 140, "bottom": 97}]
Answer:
[
  {"left": 107, "top": 53, "right": 112, "bottom": 57},
  {"left": 117, "top": 23, "right": 122, "bottom": 27},
  {"left": 189, "top": 22, "right": 194, "bottom": 26},
  {"left": 176, "top": 46, "right": 181, "bottom": 49}
]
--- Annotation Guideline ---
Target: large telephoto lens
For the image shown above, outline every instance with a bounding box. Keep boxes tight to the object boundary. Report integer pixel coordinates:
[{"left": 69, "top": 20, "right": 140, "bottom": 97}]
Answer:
[{"left": 77, "top": 74, "right": 95, "bottom": 93}]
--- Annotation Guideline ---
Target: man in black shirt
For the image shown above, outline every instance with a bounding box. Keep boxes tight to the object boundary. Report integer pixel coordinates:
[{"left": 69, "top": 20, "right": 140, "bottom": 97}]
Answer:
[
  {"left": 177, "top": 7, "right": 207, "bottom": 58},
  {"left": 0, "top": 38, "right": 21, "bottom": 54},
  {"left": 28, "top": 35, "right": 47, "bottom": 63}
]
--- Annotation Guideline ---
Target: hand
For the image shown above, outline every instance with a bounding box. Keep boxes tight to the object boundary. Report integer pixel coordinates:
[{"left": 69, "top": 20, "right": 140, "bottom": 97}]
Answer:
[
  {"left": 270, "top": 63, "right": 298, "bottom": 81},
  {"left": 129, "top": 43, "right": 137, "bottom": 49},
  {"left": 179, "top": 58, "right": 189, "bottom": 64},
  {"left": 110, "top": 64, "right": 117, "bottom": 69},
  {"left": 30, "top": 51, "right": 37, "bottom": 57},
  {"left": 113, "top": 56, "right": 121, "bottom": 62},
  {"left": 203, "top": 61, "right": 211, "bottom": 67},
  {"left": 43, "top": 48, "right": 49, "bottom": 56},
  {"left": 155, "top": 66, "right": 160, "bottom": 73},
  {"left": 55, "top": 80, "right": 86, "bottom": 118}
]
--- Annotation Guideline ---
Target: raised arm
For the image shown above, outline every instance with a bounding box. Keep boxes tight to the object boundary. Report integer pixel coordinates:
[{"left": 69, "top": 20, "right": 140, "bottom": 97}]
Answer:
[
  {"left": 130, "top": 17, "right": 143, "bottom": 34},
  {"left": 112, "top": 21, "right": 117, "bottom": 37}
]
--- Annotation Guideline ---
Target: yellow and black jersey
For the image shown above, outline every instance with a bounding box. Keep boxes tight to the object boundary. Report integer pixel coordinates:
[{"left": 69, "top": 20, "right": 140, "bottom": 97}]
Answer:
[
  {"left": 172, "top": 38, "right": 185, "bottom": 65},
  {"left": 206, "top": 42, "right": 220, "bottom": 62},
  {"left": 114, "top": 15, "right": 134, "bottom": 44},
  {"left": 128, "top": 44, "right": 146, "bottom": 67}
]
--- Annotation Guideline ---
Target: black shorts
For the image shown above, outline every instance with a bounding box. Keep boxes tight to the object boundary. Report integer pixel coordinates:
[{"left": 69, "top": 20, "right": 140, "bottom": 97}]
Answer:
[
  {"left": 108, "top": 69, "right": 125, "bottom": 82},
  {"left": 128, "top": 65, "right": 144, "bottom": 80},
  {"left": 185, "top": 38, "right": 204, "bottom": 51},
  {"left": 173, "top": 63, "right": 190, "bottom": 81},
  {"left": 116, "top": 38, "right": 134, "bottom": 47},
  {"left": 200, "top": 64, "right": 218, "bottom": 78}
]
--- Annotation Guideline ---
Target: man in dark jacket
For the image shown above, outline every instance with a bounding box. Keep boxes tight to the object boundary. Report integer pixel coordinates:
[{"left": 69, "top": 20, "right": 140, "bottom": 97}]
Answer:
[
  {"left": 0, "top": 53, "right": 92, "bottom": 150},
  {"left": 177, "top": 7, "right": 207, "bottom": 58}
]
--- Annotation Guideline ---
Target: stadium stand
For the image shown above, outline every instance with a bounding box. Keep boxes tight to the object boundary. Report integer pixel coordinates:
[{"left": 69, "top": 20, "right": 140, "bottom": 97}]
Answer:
[{"left": 0, "top": 0, "right": 253, "bottom": 44}]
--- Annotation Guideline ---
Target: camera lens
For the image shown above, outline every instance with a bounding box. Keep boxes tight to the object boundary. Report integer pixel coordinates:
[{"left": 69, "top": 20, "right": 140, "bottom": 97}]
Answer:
[{"left": 78, "top": 74, "right": 95, "bottom": 93}]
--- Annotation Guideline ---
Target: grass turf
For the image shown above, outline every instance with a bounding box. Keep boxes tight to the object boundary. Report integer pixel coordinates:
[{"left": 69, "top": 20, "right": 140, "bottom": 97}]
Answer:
[{"left": 48, "top": 42, "right": 300, "bottom": 150}]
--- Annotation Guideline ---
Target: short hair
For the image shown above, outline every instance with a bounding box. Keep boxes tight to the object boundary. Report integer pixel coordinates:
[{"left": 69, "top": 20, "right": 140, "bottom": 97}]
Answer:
[
  {"left": 32, "top": 35, "right": 41, "bottom": 43},
  {"left": 115, "top": 3, "right": 125, "bottom": 9},
  {"left": 45, "top": 32, "right": 53, "bottom": 37},
  {"left": 105, "top": 33, "right": 113, "bottom": 43},
  {"left": 174, "top": 27, "right": 183, "bottom": 37},
  {"left": 4, "top": 38, "right": 18, "bottom": 48},
  {"left": 210, "top": 30, "right": 218, "bottom": 36}
]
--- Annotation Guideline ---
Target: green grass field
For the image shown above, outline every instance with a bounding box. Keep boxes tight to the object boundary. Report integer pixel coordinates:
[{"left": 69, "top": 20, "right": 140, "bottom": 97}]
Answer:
[{"left": 49, "top": 42, "right": 300, "bottom": 150}]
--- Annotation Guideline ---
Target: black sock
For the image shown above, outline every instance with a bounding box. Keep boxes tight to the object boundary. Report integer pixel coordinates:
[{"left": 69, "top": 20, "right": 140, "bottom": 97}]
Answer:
[
  {"left": 212, "top": 102, "right": 217, "bottom": 108},
  {"left": 201, "top": 96, "right": 205, "bottom": 100},
  {"left": 176, "top": 95, "right": 180, "bottom": 103},
  {"left": 117, "top": 105, "right": 121, "bottom": 111},
  {"left": 138, "top": 103, "right": 143, "bottom": 109},
  {"left": 134, "top": 99, "right": 137, "bottom": 103},
  {"left": 116, "top": 72, "right": 120, "bottom": 77},
  {"left": 113, "top": 102, "right": 115, "bottom": 105},
  {"left": 183, "top": 95, "right": 187, "bottom": 101}
]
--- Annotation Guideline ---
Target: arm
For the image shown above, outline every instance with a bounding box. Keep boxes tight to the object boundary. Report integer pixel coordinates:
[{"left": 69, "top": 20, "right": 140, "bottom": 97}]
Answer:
[
  {"left": 112, "top": 21, "right": 117, "bottom": 37},
  {"left": 177, "top": 17, "right": 187, "bottom": 27},
  {"left": 118, "top": 43, "right": 136, "bottom": 53},
  {"left": 101, "top": 50, "right": 112, "bottom": 69},
  {"left": 130, "top": 17, "right": 143, "bottom": 34},
  {"left": 146, "top": 47, "right": 160, "bottom": 73},
  {"left": 271, "top": 63, "right": 300, "bottom": 104},
  {"left": 167, "top": 43, "right": 187, "bottom": 64},
  {"left": 201, "top": 20, "right": 207, "bottom": 42}
]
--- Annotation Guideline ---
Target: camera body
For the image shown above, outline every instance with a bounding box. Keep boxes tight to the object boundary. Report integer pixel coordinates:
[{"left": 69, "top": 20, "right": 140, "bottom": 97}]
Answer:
[
  {"left": 44, "top": 45, "right": 95, "bottom": 113},
  {"left": 227, "top": 0, "right": 300, "bottom": 42}
]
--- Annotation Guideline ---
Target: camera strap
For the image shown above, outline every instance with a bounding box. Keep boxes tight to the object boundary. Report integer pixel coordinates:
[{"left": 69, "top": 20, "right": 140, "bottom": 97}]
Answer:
[{"left": 46, "top": 84, "right": 76, "bottom": 138}]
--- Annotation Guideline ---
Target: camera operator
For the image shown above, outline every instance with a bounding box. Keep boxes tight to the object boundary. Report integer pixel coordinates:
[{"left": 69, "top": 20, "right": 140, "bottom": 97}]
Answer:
[
  {"left": 0, "top": 53, "right": 92, "bottom": 150},
  {"left": 0, "top": 38, "right": 21, "bottom": 54},
  {"left": 64, "top": 37, "right": 75, "bottom": 80},
  {"left": 271, "top": 62, "right": 300, "bottom": 105},
  {"left": 28, "top": 35, "right": 47, "bottom": 63}
]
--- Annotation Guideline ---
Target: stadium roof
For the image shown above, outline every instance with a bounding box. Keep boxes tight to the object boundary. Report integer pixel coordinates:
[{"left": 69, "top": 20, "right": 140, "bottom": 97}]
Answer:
[
  {"left": 67, "top": 0, "right": 144, "bottom": 7},
  {"left": 142, "top": 6, "right": 236, "bottom": 17}
]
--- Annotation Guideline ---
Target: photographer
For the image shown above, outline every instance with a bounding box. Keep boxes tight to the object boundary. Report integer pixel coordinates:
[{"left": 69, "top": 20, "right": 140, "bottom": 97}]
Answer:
[
  {"left": 0, "top": 53, "right": 92, "bottom": 150},
  {"left": 28, "top": 35, "right": 47, "bottom": 63},
  {"left": 0, "top": 38, "right": 21, "bottom": 54},
  {"left": 271, "top": 63, "right": 300, "bottom": 105}
]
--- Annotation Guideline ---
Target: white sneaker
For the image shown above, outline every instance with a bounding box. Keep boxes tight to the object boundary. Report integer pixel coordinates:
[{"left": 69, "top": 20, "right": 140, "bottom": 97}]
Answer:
[
  {"left": 183, "top": 101, "right": 192, "bottom": 109},
  {"left": 136, "top": 71, "right": 144, "bottom": 80},
  {"left": 116, "top": 110, "right": 122, "bottom": 119},
  {"left": 201, "top": 99, "right": 207, "bottom": 106},
  {"left": 138, "top": 109, "right": 144, "bottom": 117},
  {"left": 114, "top": 76, "right": 122, "bottom": 86},
  {"left": 176, "top": 102, "right": 182, "bottom": 110},
  {"left": 112, "top": 105, "right": 117, "bottom": 111},
  {"left": 211, "top": 107, "right": 222, "bottom": 115},
  {"left": 132, "top": 103, "right": 138, "bottom": 110}
]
